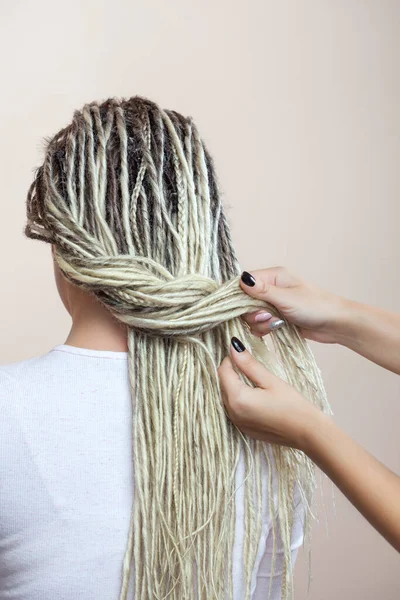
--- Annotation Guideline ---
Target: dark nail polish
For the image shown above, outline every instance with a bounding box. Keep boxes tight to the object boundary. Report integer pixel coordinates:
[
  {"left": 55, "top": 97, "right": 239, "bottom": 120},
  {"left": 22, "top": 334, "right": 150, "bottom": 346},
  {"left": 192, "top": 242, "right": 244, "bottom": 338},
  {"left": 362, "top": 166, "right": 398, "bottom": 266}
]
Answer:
[
  {"left": 231, "top": 337, "right": 246, "bottom": 352},
  {"left": 241, "top": 271, "right": 256, "bottom": 287}
]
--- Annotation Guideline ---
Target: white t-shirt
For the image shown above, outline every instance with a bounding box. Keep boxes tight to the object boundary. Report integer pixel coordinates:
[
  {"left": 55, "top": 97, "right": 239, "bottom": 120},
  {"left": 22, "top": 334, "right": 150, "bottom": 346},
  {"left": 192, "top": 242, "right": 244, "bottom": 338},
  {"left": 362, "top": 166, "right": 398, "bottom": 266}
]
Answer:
[{"left": 0, "top": 345, "right": 304, "bottom": 600}]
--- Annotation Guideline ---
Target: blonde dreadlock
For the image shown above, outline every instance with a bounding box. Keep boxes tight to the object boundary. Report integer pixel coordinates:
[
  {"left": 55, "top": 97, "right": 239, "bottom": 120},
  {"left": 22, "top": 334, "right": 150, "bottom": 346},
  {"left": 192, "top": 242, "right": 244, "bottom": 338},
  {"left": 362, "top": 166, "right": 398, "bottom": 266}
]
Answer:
[{"left": 25, "top": 96, "right": 329, "bottom": 600}]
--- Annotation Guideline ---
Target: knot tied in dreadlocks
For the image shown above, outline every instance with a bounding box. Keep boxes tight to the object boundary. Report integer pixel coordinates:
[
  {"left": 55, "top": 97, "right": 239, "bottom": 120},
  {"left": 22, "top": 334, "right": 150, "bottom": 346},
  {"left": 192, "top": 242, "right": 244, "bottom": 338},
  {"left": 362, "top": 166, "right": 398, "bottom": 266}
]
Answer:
[{"left": 55, "top": 251, "right": 268, "bottom": 338}]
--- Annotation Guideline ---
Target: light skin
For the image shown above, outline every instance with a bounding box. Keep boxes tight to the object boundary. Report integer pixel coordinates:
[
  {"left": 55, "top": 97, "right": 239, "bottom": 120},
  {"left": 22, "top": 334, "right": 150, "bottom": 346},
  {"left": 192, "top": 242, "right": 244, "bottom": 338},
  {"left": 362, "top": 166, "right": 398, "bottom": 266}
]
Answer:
[
  {"left": 53, "top": 248, "right": 128, "bottom": 352},
  {"left": 239, "top": 267, "right": 400, "bottom": 375},
  {"left": 218, "top": 267, "right": 400, "bottom": 552},
  {"left": 54, "top": 250, "right": 400, "bottom": 552}
]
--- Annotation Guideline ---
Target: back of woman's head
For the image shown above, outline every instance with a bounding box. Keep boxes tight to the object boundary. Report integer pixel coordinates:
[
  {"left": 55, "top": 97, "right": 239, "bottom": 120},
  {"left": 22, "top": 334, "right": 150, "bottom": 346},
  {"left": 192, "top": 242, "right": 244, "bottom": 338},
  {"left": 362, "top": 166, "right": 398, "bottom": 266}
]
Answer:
[{"left": 26, "top": 96, "right": 328, "bottom": 599}]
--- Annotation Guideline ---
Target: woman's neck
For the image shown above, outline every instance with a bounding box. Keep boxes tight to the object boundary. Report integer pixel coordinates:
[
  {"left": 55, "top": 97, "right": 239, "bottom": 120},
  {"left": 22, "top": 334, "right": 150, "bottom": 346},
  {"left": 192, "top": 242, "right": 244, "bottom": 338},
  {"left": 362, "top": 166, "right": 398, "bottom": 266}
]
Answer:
[{"left": 65, "top": 297, "right": 129, "bottom": 352}]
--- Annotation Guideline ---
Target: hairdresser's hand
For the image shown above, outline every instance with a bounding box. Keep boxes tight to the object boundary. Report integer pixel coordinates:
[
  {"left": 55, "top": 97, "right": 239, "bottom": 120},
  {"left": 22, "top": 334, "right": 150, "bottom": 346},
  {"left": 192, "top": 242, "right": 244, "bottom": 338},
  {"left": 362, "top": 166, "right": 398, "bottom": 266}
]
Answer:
[
  {"left": 219, "top": 337, "right": 400, "bottom": 552},
  {"left": 240, "top": 268, "right": 347, "bottom": 344},
  {"left": 241, "top": 267, "right": 400, "bottom": 374},
  {"left": 218, "top": 337, "right": 321, "bottom": 450}
]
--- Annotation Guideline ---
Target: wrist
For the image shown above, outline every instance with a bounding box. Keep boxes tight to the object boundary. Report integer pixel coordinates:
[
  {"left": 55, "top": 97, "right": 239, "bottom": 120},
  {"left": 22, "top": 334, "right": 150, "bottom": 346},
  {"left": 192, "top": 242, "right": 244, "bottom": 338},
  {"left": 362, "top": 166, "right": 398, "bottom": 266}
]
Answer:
[
  {"left": 323, "top": 296, "right": 358, "bottom": 345},
  {"left": 299, "top": 408, "right": 333, "bottom": 457}
]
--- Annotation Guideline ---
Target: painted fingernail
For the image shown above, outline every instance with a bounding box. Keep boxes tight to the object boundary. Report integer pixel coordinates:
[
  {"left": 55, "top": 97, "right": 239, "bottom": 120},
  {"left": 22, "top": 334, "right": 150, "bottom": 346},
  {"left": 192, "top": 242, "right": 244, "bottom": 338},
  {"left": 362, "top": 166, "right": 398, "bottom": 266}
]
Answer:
[
  {"left": 231, "top": 337, "right": 246, "bottom": 352},
  {"left": 254, "top": 312, "right": 272, "bottom": 323},
  {"left": 241, "top": 271, "right": 256, "bottom": 287},
  {"left": 269, "top": 319, "right": 286, "bottom": 331}
]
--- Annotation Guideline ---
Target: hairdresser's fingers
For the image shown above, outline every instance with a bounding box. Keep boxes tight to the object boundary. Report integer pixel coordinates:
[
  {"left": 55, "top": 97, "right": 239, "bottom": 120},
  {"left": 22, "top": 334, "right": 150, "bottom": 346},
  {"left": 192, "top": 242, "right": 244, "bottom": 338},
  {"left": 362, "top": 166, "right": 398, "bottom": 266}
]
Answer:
[
  {"left": 241, "top": 266, "right": 300, "bottom": 291},
  {"left": 240, "top": 269, "right": 290, "bottom": 305},
  {"left": 240, "top": 267, "right": 301, "bottom": 308},
  {"left": 242, "top": 312, "right": 286, "bottom": 337},
  {"left": 242, "top": 311, "right": 272, "bottom": 327},
  {"left": 218, "top": 356, "right": 248, "bottom": 397},
  {"left": 229, "top": 337, "right": 276, "bottom": 389}
]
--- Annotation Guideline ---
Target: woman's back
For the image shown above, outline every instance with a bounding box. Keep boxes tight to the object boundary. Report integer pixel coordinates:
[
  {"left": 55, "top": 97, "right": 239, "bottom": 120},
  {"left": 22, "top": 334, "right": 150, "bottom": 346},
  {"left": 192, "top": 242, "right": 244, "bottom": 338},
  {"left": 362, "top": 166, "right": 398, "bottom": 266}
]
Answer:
[{"left": 0, "top": 346, "right": 304, "bottom": 600}]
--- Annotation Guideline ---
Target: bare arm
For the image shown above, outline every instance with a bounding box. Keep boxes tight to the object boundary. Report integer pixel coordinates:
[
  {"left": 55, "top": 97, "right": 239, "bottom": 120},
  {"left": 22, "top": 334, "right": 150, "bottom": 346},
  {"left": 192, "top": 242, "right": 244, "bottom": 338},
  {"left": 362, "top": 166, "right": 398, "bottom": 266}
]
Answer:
[
  {"left": 218, "top": 341, "right": 400, "bottom": 552},
  {"left": 306, "top": 411, "right": 400, "bottom": 551},
  {"left": 333, "top": 300, "right": 400, "bottom": 375}
]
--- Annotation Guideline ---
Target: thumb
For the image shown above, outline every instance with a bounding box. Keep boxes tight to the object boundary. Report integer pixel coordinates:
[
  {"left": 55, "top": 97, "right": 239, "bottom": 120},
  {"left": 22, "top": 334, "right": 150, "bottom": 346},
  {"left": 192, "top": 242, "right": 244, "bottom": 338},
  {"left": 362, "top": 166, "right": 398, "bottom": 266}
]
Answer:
[
  {"left": 240, "top": 269, "right": 289, "bottom": 309},
  {"left": 229, "top": 337, "right": 275, "bottom": 389}
]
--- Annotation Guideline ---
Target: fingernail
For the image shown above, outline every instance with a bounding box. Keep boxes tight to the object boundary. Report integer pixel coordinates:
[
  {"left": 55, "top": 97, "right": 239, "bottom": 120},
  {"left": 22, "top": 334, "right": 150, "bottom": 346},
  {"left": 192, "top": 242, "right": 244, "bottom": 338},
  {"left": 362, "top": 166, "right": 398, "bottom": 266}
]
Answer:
[
  {"left": 231, "top": 337, "right": 246, "bottom": 352},
  {"left": 269, "top": 319, "right": 285, "bottom": 331},
  {"left": 254, "top": 311, "right": 272, "bottom": 323},
  {"left": 241, "top": 271, "right": 256, "bottom": 287}
]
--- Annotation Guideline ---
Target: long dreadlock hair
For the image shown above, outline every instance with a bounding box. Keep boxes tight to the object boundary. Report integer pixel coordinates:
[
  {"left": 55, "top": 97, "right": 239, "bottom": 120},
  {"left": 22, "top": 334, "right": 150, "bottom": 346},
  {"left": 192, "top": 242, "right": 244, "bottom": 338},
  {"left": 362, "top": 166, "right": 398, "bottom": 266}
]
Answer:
[{"left": 25, "top": 96, "right": 329, "bottom": 600}]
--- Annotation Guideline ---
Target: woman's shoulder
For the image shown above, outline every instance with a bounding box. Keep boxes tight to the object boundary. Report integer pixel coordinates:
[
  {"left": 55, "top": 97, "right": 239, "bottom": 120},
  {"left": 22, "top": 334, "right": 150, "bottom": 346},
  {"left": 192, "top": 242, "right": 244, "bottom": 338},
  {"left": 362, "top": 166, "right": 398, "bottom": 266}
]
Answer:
[
  {"left": 0, "top": 351, "right": 50, "bottom": 384},
  {"left": 0, "top": 348, "right": 67, "bottom": 403}
]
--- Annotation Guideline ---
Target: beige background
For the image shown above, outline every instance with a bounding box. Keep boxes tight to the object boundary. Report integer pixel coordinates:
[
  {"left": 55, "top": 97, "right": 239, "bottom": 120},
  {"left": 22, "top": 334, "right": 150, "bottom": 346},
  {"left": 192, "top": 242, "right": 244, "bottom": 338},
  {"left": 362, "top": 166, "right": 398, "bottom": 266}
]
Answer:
[{"left": 1, "top": 1, "right": 399, "bottom": 598}]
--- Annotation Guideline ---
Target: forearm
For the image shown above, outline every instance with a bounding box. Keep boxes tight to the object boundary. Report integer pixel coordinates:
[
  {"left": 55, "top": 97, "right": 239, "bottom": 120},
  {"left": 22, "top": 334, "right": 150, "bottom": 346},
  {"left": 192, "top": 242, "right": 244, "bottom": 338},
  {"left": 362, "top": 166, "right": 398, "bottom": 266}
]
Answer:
[
  {"left": 333, "top": 300, "right": 400, "bottom": 375},
  {"left": 304, "top": 412, "right": 400, "bottom": 552}
]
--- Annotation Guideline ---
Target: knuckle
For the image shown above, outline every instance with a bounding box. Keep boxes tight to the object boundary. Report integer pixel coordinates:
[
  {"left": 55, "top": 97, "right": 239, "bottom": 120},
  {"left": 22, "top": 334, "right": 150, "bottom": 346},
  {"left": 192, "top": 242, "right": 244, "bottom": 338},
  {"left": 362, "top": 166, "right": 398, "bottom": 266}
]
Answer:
[
  {"left": 229, "top": 392, "right": 248, "bottom": 422},
  {"left": 259, "top": 279, "right": 271, "bottom": 296},
  {"left": 252, "top": 325, "right": 269, "bottom": 337}
]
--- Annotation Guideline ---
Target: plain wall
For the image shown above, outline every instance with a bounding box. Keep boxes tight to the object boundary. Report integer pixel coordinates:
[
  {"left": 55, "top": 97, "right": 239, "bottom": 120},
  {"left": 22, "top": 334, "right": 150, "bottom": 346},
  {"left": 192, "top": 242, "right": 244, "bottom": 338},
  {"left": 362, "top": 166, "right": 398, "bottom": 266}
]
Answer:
[{"left": 1, "top": 1, "right": 399, "bottom": 598}]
